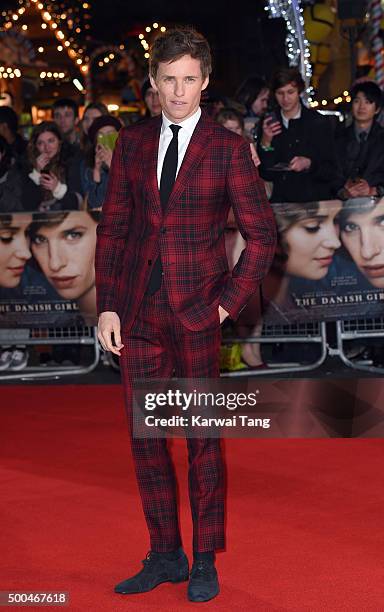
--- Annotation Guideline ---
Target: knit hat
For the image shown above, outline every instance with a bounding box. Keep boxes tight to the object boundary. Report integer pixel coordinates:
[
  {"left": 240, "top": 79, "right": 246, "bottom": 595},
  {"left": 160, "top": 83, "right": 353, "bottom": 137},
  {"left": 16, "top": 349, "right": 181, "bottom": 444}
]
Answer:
[{"left": 88, "top": 114, "right": 122, "bottom": 144}]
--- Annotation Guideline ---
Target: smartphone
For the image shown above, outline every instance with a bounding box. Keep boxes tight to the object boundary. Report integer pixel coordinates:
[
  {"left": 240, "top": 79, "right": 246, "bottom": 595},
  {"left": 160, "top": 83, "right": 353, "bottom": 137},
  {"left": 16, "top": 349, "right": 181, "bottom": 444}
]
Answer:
[
  {"left": 97, "top": 131, "right": 118, "bottom": 151},
  {"left": 265, "top": 110, "right": 279, "bottom": 124}
]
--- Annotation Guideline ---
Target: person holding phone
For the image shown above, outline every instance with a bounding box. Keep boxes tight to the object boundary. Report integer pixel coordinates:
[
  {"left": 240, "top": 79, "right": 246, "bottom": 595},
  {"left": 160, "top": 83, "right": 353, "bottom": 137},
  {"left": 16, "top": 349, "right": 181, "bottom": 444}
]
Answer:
[
  {"left": 257, "top": 67, "right": 338, "bottom": 202},
  {"left": 80, "top": 115, "right": 122, "bottom": 210},
  {"left": 25, "top": 122, "right": 83, "bottom": 212}
]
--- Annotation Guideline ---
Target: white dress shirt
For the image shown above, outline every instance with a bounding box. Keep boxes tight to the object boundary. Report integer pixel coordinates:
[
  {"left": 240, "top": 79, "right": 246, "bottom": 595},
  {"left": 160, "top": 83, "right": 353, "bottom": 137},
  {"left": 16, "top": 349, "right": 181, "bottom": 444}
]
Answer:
[{"left": 157, "top": 107, "right": 201, "bottom": 188}]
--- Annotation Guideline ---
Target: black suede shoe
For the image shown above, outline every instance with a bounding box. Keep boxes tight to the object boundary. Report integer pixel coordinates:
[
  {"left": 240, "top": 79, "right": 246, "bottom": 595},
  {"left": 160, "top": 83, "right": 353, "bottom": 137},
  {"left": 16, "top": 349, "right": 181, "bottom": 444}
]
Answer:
[
  {"left": 187, "top": 560, "right": 220, "bottom": 602},
  {"left": 114, "top": 549, "right": 189, "bottom": 594}
]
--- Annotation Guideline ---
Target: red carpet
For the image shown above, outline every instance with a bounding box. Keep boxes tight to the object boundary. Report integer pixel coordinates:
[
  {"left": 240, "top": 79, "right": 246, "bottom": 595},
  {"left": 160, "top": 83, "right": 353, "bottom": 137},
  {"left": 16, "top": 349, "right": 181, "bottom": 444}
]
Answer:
[{"left": 2, "top": 385, "right": 384, "bottom": 611}]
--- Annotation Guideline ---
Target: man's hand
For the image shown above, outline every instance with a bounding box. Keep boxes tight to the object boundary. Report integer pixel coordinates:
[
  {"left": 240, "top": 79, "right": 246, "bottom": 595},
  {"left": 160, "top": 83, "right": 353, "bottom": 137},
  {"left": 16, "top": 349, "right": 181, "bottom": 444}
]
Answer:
[
  {"left": 98, "top": 311, "right": 124, "bottom": 356},
  {"left": 289, "top": 156, "right": 311, "bottom": 172},
  {"left": 218, "top": 305, "right": 229, "bottom": 324},
  {"left": 345, "top": 178, "right": 371, "bottom": 198},
  {"left": 261, "top": 117, "right": 282, "bottom": 147}
]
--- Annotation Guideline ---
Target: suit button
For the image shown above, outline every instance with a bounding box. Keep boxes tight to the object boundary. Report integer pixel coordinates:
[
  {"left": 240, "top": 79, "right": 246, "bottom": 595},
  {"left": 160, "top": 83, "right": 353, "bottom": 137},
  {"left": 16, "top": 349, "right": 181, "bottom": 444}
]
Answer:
[{"left": 160, "top": 227, "right": 167, "bottom": 234}]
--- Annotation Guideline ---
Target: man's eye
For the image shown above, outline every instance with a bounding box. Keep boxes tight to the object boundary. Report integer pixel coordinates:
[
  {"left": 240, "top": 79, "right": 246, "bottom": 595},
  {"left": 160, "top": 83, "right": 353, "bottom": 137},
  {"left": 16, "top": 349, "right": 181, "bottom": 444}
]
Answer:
[{"left": 342, "top": 223, "right": 358, "bottom": 233}]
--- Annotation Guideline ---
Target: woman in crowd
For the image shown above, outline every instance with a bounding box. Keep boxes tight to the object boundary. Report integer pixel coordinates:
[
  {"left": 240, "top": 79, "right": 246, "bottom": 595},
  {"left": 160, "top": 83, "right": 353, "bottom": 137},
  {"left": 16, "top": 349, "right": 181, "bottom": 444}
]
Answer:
[
  {"left": 263, "top": 200, "right": 342, "bottom": 321},
  {"left": 80, "top": 102, "right": 109, "bottom": 151},
  {"left": 28, "top": 210, "right": 99, "bottom": 323},
  {"left": 80, "top": 115, "right": 122, "bottom": 210},
  {"left": 235, "top": 75, "right": 269, "bottom": 142},
  {"left": 26, "top": 122, "right": 83, "bottom": 212}
]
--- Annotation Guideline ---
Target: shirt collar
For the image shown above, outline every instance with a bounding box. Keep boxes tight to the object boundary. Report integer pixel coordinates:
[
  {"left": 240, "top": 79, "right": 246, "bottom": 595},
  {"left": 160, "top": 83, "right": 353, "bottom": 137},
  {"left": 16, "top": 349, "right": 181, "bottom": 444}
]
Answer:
[
  {"left": 354, "top": 123, "right": 372, "bottom": 140},
  {"left": 281, "top": 105, "right": 301, "bottom": 129},
  {"left": 161, "top": 107, "right": 201, "bottom": 137}
]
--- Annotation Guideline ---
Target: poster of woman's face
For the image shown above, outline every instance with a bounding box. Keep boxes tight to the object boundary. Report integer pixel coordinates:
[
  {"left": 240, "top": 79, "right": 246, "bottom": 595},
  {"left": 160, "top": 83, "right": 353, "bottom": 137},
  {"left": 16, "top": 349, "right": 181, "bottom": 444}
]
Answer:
[
  {"left": 262, "top": 198, "right": 384, "bottom": 323},
  {"left": 0, "top": 210, "right": 99, "bottom": 327},
  {"left": 0, "top": 213, "right": 32, "bottom": 289}
]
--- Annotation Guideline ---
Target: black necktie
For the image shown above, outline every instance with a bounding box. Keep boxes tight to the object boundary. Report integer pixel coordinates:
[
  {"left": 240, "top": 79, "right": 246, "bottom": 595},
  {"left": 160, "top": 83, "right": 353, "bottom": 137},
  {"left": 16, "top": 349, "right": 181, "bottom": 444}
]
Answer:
[
  {"left": 146, "top": 123, "right": 181, "bottom": 295},
  {"left": 353, "top": 131, "right": 368, "bottom": 178},
  {"left": 160, "top": 124, "right": 181, "bottom": 209}
]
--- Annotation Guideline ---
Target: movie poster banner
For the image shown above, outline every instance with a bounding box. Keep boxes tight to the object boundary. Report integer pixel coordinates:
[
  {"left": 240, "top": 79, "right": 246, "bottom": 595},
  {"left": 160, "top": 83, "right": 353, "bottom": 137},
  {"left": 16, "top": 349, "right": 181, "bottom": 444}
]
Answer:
[
  {"left": 262, "top": 197, "right": 384, "bottom": 323},
  {"left": 0, "top": 210, "right": 99, "bottom": 328}
]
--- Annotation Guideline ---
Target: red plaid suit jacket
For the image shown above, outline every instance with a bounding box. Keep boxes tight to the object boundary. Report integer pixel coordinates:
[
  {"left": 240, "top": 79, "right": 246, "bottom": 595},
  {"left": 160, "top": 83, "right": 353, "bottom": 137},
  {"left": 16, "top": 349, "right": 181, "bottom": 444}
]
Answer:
[{"left": 95, "top": 110, "right": 277, "bottom": 332}]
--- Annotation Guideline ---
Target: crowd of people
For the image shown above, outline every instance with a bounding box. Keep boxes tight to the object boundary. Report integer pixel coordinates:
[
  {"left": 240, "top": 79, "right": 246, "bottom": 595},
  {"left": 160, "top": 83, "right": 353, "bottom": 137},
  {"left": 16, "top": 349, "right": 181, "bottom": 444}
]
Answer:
[{"left": 1, "top": 65, "right": 384, "bottom": 370}]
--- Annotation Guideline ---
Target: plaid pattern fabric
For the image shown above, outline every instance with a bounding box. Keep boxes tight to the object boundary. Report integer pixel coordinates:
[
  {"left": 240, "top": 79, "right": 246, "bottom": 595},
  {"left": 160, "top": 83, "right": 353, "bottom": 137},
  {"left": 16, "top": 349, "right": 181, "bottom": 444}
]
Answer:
[
  {"left": 95, "top": 110, "right": 277, "bottom": 332},
  {"left": 119, "top": 284, "right": 224, "bottom": 553}
]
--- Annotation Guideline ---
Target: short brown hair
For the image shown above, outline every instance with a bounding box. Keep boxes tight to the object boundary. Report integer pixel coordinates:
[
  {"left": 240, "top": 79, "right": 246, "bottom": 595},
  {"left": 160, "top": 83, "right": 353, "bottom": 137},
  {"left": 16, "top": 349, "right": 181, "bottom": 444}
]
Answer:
[
  {"left": 270, "top": 67, "right": 305, "bottom": 94},
  {"left": 149, "top": 26, "right": 212, "bottom": 80}
]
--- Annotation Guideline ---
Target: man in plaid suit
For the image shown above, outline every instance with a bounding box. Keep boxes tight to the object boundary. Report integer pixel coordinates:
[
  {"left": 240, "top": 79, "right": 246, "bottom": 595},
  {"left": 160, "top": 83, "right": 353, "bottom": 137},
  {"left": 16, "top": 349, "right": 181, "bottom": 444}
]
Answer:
[{"left": 96, "top": 27, "right": 276, "bottom": 603}]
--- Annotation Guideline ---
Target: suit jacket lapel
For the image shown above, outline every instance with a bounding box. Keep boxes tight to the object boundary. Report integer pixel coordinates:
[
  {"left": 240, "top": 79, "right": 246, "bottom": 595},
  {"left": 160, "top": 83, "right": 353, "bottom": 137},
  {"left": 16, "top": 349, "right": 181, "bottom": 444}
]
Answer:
[
  {"left": 142, "top": 116, "right": 162, "bottom": 214},
  {"left": 165, "top": 111, "right": 214, "bottom": 216}
]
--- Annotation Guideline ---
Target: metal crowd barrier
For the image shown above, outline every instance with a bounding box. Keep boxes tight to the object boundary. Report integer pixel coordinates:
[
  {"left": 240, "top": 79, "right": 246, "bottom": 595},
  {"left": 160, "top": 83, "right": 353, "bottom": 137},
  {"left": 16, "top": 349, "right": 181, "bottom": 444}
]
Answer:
[
  {"left": 334, "top": 317, "right": 384, "bottom": 375},
  {"left": 221, "top": 320, "right": 327, "bottom": 377},
  {"left": 0, "top": 326, "right": 100, "bottom": 381}
]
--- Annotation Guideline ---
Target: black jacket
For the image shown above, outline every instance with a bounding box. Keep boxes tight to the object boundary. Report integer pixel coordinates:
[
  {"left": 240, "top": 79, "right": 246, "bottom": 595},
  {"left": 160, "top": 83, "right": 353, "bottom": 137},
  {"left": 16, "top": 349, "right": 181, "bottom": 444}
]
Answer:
[
  {"left": 257, "top": 104, "right": 338, "bottom": 202},
  {"left": 334, "top": 121, "right": 384, "bottom": 192}
]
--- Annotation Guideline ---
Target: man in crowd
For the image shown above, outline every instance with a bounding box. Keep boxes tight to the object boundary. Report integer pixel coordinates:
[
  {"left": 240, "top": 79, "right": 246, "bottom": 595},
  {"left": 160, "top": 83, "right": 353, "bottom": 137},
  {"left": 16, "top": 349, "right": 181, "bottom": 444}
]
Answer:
[
  {"left": 257, "top": 67, "right": 337, "bottom": 202},
  {"left": 96, "top": 26, "right": 276, "bottom": 603},
  {"left": 141, "top": 79, "right": 162, "bottom": 117},
  {"left": 335, "top": 81, "right": 384, "bottom": 198},
  {"left": 52, "top": 98, "right": 80, "bottom": 148}
]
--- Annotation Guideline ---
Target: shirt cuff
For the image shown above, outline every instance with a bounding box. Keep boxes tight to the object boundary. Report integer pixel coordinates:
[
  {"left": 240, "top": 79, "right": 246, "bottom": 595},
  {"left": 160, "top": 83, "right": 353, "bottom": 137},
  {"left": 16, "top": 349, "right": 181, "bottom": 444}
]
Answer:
[{"left": 52, "top": 182, "right": 68, "bottom": 199}]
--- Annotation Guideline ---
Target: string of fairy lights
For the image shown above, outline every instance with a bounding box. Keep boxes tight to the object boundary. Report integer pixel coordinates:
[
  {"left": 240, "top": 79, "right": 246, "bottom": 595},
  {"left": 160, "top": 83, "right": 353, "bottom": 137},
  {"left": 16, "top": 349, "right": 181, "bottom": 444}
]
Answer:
[
  {"left": 266, "top": 0, "right": 314, "bottom": 102},
  {"left": 139, "top": 22, "right": 166, "bottom": 59},
  {"left": 0, "top": 0, "right": 90, "bottom": 81}
]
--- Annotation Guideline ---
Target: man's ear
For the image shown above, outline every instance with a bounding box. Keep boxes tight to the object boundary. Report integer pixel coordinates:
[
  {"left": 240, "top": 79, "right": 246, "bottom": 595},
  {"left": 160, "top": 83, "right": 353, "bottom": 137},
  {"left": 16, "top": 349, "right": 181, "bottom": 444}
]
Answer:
[
  {"left": 149, "top": 74, "right": 158, "bottom": 93},
  {"left": 202, "top": 75, "right": 209, "bottom": 92}
]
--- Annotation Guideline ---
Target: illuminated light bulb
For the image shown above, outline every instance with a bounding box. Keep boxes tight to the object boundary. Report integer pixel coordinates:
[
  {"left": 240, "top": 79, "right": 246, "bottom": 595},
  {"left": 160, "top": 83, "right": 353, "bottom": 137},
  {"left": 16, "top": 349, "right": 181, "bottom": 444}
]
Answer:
[
  {"left": 47, "top": 72, "right": 52, "bottom": 77},
  {"left": 57, "top": 30, "right": 64, "bottom": 39},
  {"left": 343, "top": 90, "right": 349, "bottom": 96},
  {"left": 57, "top": 45, "right": 63, "bottom": 51},
  {"left": 12, "top": 14, "right": 18, "bottom": 20},
  {"left": 346, "top": 96, "right": 351, "bottom": 103},
  {"left": 3, "top": 73, "right": 8, "bottom": 78},
  {"left": 37, "top": 3, "right": 43, "bottom": 9},
  {"left": 22, "top": 24, "right": 27, "bottom": 30},
  {"left": 41, "top": 23, "right": 47, "bottom": 29},
  {"left": 15, "top": 68, "right": 21, "bottom": 77},
  {"left": 144, "top": 52, "right": 150, "bottom": 59},
  {"left": 7, "top": 67, "right": 12, "bottom": 73},
  {"left": 53, "top": 72, "right": 58, "bottom": 78},
  {"left": 109, "top": 53, "right": 114, "bottom": 59},
  {"left": 139, "top": 34, "right": 144, "bottom": 39},
  {"left": 75, "top": 27, "right": 81, "bottom": 33},
  {"left": 38, "top": 46, "right": 44, "bottom": 52},
  {"left": 51, "top": 23, "right": 57, "bottom": 29},
  {"left": 98, "top": 61, "right": 103, "bottom": 67},
  {"left": 104, "top": 57, "right": 110, "bottom": 63},
  {"left": 0, "top": 67, "right": 4, "bottom": 72},
  {"left": 146, "top": 26, "right": 151, "bottom": 32},
  {"left": 160, "top": 26, "right": 166, "bottom": 32},
  {"left": 40, "top": 71, "right": 46, "bottom": 78},
  {"left": 119, "top": 44, "right": 124, "bottom": 49},
  {"left": 81, "top": 65, "right": 88, "bottom": 73},
  {"left": 76, "top": 58, "right": 83, "bottom": 64},
  {"left": 153, "top": 22, "right": 158, "bottom": 28},
  {"left": 83, "top": 2, "right": 89, "bottom": 7},
  {"left": 64, "top": 41, "right": 70, "bottom": 47},
  {"left": 321, "top": 99, "right": 327, "bottom": 106},
  {"left": 61, "top": 13, "right": 66, "bottom": 19},
  {"left": 43, "top": 11, "right": 51, "bottom": 20}
]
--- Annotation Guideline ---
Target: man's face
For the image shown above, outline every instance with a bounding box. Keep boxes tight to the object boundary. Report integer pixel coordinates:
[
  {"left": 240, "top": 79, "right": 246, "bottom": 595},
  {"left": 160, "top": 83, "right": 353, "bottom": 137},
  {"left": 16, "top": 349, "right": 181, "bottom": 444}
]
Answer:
[
  {"left": 144, "top": 87, "right": 162, "bottom": 117},
  {"left": 352, "top": 92, "right": 379, "bottom": 125},
  {"left": 53, "top": 106, "right": 77, "bottom": 136},
  {"left": 149, "top": 54, "right": 209, "bottom": 123},
  {"left": 275, "top": 82, "right": 300, "bottom": 115}
]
